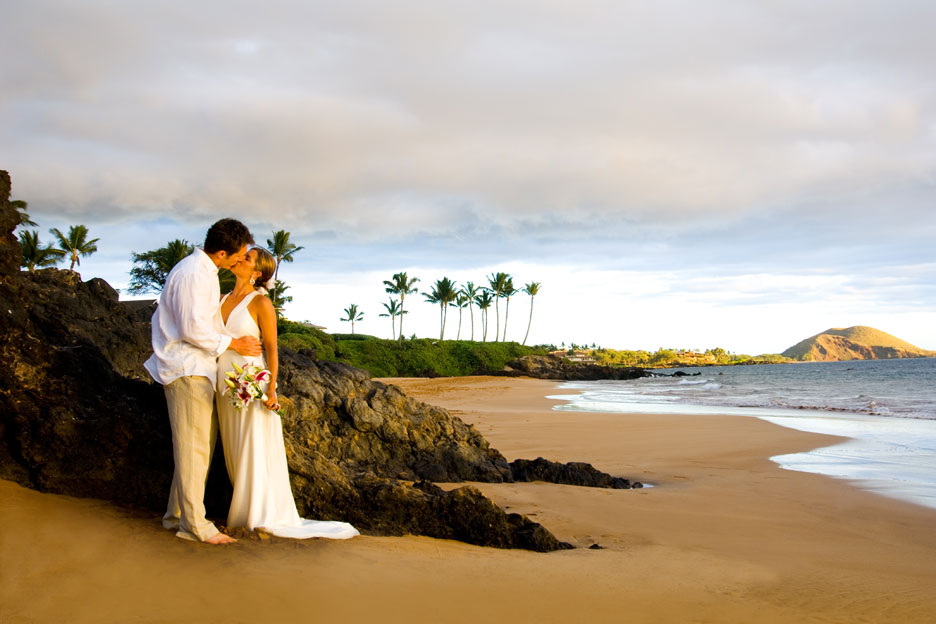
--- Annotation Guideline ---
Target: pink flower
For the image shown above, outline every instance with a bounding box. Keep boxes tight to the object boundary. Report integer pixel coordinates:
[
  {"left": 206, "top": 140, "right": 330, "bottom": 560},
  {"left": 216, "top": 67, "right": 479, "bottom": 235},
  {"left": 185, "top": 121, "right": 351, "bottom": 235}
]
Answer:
[{"left": 223, "top": 364, "right": 275, "bottom": 411}]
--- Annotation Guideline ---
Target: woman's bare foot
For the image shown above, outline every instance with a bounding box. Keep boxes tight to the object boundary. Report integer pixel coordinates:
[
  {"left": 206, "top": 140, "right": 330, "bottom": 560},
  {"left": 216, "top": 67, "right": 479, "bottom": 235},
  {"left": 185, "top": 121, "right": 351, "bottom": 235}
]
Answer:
[{"left": 204, "top": 532, "right": 237, "bottom": 545}]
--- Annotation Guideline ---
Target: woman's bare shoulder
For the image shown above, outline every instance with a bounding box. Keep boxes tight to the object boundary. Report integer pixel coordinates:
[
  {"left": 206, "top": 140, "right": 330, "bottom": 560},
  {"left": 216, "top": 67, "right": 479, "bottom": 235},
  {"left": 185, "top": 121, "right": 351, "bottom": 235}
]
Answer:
[{"left": 250, "top": 292, "right": 275, "bottom": 313}]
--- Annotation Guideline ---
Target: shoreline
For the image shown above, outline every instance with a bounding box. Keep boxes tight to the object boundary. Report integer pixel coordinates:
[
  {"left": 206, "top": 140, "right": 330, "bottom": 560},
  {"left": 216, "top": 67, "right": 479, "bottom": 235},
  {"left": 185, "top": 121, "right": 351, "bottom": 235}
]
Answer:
[
  {"left": 549, "top": 369, "right": 936, "bottom": 511},
  {"left": 3, "top": 376, "right": 936, "bottom": 623}
]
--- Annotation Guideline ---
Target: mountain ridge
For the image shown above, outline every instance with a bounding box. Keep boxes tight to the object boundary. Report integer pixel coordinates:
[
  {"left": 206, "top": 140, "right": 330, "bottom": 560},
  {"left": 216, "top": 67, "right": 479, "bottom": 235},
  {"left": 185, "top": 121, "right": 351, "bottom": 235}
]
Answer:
[{"left": 781, "top": 326, "right": 935, "bottom": 361}]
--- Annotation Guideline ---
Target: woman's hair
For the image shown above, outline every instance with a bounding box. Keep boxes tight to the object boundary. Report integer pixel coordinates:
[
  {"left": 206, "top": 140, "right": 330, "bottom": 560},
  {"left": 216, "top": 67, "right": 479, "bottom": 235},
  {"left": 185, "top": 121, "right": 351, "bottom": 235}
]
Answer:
[
  {"left": 252, "top": 247, "right": 276, "bottom": 289},
  {"left": 204, "top": 218, "right": 254, "bottom": 255}
]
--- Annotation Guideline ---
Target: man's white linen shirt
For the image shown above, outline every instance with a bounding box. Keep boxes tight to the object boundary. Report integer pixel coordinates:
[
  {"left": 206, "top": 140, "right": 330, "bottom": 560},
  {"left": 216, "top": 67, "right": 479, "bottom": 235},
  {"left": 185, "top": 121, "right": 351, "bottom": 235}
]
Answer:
[{"left": 144, "top": 248, "right": 232, "bottom": 388}]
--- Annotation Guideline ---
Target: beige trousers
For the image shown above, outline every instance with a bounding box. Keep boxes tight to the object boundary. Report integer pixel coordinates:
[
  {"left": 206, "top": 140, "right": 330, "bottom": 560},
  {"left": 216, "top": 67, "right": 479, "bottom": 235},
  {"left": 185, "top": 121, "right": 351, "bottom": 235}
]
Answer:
[{"left": 161, "top": 375, "right": 220, "bottom": 542}]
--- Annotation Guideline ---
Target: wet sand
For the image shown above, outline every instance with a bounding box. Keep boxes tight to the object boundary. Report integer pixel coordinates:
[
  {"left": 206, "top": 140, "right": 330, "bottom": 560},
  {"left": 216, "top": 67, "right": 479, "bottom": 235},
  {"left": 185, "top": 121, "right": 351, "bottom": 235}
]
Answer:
[{"left": 3, "top": 376, "right": 935, "bottom": 623}]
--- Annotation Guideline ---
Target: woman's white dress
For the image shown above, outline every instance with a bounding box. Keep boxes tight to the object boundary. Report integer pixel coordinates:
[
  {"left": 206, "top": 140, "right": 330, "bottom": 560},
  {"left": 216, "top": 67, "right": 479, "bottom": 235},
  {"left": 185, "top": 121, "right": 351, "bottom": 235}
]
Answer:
[{"left": 217, "top": 291, "right": 359, "bottom": 539}]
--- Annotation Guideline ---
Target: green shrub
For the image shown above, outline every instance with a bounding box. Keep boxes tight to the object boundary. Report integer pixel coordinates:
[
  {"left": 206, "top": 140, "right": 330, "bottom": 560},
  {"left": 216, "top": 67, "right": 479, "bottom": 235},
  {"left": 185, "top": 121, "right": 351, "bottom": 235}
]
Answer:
[
  {"left": 334, "top": 338, "right": 547, "bottom": 377},
  {"left": 277, "top": 319, "right": 338, "bottom": 361},
  {"left": 275, "top": 317, "right": 548, "bottom": 376},
  {"left": 330, "top": 333, "right": 380, "bottom": 342}
]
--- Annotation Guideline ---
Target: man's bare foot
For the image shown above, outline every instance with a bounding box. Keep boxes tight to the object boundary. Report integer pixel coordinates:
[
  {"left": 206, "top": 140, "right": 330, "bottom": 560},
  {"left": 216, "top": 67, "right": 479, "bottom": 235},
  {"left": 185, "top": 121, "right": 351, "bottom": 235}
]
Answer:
[{"left": 204, "top": 532, "right": 237, "bottom": 545}]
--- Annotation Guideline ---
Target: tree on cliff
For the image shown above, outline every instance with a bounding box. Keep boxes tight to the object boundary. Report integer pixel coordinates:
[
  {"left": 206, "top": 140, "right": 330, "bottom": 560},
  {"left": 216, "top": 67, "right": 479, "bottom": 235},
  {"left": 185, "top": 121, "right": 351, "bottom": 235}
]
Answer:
[
  {"left": 379, "top": 298, "right": 404, "bottom": 340},
  {"left": 452, "top": 292, "right": 469, "bottom": 340},
  {"left": 12, "top": 200, "right": 37, "bottom": 228},
  {"left": 423, "top": 277, "right": 458, "bottom": 340},
  {"left": 270, "top": 280, "right": 292, "bottom": 317},
  {"left": 462, "top": 282, "right": 479, "bottom": 341},
  {"left": 50, "top": 225, "right": 99, "bottom": 271},
  {"left": 501, "top": 277, "right": 518, "bottom": 342},
  {"left": 266, "top": 230, "right": 304, "bottom": 284},
  {"left": 522, "top": 281, "right": 541, "bottom": 346},
  {"left": 487, "top": 272, "right": 509, "bottom": 342},
  {"left": 340, "top": 303, "right": 364, "bottom": 334},
  {"left": 383, "top": 272, "right": 419, "bottom": 343},
  {"left": 264, "top": 230, "right": 303, "bottom": 309},
  {"left": 128, "top": 239, "right": 194, "bottom": 294},
  {"left": 474, "top": 288, "right": 494, "bottom": 342},
  {"left": 19, "top": 230, "right": 64, "bottom": 271}
]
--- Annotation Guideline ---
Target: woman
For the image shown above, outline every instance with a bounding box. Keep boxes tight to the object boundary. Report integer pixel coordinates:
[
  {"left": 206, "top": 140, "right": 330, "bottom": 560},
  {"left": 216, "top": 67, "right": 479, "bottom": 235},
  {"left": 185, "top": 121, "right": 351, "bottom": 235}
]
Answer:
[{"left": 216, "top": 247, "right": 359, "bottom": 539}]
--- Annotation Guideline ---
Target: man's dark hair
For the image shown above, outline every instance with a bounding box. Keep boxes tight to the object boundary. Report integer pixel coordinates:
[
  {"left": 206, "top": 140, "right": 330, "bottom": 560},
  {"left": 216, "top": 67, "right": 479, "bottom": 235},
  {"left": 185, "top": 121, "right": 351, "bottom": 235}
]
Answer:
[{"left": 203, "top": 218, "right": 254, "bottom": 255}]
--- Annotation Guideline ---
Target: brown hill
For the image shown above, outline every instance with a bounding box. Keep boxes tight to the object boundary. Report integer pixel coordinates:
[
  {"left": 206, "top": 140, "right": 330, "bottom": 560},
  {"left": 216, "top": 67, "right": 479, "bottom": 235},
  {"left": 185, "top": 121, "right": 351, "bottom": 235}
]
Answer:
[{"left": 781, "top": 326, "right": 936, "bottom": 361}]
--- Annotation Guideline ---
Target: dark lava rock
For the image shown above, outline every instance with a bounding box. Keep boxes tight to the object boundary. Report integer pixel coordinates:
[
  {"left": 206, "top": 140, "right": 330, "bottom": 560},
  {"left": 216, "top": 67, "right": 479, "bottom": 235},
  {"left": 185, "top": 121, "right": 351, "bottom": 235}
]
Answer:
[
  {"left": 497, "top": 354, "right": 651, "bottom": 381},
  {"left": 510, "top": 457, "right": 642, "bottom": 489},
  {"left": 0, "top": 268, "right": 542, "bottom": 548},
  {"left": 0, "top": 172, "right": 20, "bottom": 276},
  {"left": 0, "top": 170, "right": 639, "bottom": 552},
  {"left": 277, "top": 351, "right": 512, "bottom": 485},
  {"left": 0, "top": 266, "right": 167, "bottom": 505},
  {"left": 342, "top": 479, "right": 572, "bottom": 551}
]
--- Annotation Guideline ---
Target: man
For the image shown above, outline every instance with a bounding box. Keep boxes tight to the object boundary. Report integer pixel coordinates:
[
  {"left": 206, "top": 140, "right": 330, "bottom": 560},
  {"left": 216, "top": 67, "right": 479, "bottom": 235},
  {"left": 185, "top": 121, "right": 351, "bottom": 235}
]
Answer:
[{"left": 144, "top": 218, "right": 262, "bottom": 544}]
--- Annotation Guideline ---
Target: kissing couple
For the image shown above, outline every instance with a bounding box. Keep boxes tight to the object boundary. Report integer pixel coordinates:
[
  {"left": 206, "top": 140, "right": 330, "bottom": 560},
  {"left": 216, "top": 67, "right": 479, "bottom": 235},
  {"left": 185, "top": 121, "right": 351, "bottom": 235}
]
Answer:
[{"left": 144, "top": 218, "right": 359, "bottom": 543}]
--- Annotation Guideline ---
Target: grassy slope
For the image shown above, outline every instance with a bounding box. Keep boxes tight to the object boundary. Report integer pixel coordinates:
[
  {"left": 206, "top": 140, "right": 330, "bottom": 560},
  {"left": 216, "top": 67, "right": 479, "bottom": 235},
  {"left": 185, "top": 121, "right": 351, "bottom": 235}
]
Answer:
[{"left": 278, "top": 319, "right": 547, "bottom": 377}]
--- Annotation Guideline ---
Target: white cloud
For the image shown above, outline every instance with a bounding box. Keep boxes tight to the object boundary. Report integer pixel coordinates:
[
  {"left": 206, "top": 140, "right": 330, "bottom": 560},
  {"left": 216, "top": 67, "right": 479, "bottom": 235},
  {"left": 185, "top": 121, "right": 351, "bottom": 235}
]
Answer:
[
  {"left": 4, "top": 1, "right": 935, "bottom": 231},
  {"left": 4, "top": 1, "right": 935, "bottom": 352}
]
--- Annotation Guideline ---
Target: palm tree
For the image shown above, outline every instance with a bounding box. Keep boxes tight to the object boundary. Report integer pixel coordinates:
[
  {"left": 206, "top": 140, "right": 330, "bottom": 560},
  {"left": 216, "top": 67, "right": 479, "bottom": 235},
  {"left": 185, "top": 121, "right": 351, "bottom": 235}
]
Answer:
[
  {"left": 487, "top": 272, "right": 509, "bottom": 342},
  {"left": 340, "top": 304, "right": 364, "bottom": 334},
  {"left": 12, "top": 200, "right": 37, "bottom": 228},
  {"left": 379, "top": 298, "right": 404, "bottom": 340},
  {"left": 159, "top": 239, "right": 193, "bottom": 266},
  {"left": 266, "top": 230, "right": 304, "bottom": 283},
  {"left": 128, "top": 238, "right": 194, "bottom": 294},
  {"left": 474, "top": 289, "right": 494, "bottom": 342},
  {"left": 270, "top": 280, "right": 292, "bottom": 317},
  {"left": 452, "top": 292, "right": 470, "bottom": 340},
  {"left": 423, "top": 277, "right": 458, "bottom": 340},
  {"left": 522, "top": 282, "right": 541, "bottom": 345},
  {"left": 383, "top": 272, "right": 419, "bottom": 343},
  {"left": 19, "top": 230, "right": 63, "bottom": 271},
  {"left": 462, "top": 282, "right": 479, "bottom": 341},
  {"left": 50, "top": 225, "right": 99, "bottom": 271},
  {"left": 501, "top": 277, "right": 518, "bottom": 342}
]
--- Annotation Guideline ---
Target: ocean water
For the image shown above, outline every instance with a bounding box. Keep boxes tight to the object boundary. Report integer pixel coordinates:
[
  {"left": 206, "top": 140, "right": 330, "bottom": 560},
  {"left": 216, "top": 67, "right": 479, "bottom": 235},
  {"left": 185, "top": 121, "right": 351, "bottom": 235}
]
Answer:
[{"left": 548, "top": 358, "right": 936, "bottom": 511}]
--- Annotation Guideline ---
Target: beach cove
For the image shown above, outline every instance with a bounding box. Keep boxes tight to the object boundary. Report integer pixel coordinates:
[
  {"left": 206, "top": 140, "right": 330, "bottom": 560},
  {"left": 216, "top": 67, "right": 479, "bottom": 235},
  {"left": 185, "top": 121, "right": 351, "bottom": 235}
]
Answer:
[{"left": 2, "top": 376, "right": 935, "bottom": 623}]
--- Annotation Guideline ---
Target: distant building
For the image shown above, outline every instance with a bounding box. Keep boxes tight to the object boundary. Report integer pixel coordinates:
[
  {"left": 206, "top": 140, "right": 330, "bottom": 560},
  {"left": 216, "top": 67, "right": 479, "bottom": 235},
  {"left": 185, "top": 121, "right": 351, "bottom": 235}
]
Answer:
[
  {"left": 676, "top": 350, "right": 716, "bottom": 363},
  {"left": 550, "top": 349, "right": 596, "bottom": 364}
]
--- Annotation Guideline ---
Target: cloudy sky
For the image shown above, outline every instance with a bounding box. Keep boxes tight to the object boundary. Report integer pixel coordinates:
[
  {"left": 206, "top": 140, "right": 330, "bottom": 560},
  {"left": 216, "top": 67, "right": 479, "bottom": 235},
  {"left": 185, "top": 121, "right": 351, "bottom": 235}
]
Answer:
[{"left": 3, "top": 1, "right": 934, "bottom": 353}]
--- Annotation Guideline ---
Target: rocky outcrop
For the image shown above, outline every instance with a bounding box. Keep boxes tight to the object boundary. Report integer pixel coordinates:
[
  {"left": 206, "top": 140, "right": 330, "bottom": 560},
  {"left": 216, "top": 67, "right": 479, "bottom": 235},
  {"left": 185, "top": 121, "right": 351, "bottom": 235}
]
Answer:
[
  {"left": 0, "top": 171, "right": 21, "bottom": 275},
  {"left": 1, "top": 265, "right": 180, "bottom": 505},
  {"left": 0, "top": 171, "right": 643, "bottom": 551},
  {"left": 510, "top": 457, "right": 642, "bottom": 489},
  {"left": 0, "top": 271, "right": 564, "bottom": 551},
  {"left": 498, "top": 354, "right": 651, "bottom": 381},
  {"left": 277, "top": 353, "right": 511, "bottom": 484}
]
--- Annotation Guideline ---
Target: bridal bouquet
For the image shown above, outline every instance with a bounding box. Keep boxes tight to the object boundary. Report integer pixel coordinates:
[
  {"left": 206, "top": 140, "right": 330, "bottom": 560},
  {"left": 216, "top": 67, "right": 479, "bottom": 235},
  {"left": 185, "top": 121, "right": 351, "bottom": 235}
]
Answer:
[{"left": 222, "top": 362, "right": 275, "bottom": 411}]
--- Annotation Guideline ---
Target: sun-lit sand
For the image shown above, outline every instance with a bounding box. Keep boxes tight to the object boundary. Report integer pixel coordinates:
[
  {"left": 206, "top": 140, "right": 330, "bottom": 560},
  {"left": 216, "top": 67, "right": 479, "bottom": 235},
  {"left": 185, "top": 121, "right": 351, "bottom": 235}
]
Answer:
[{"left": 3, "top": 376, "right": 935, "bottom": 623}]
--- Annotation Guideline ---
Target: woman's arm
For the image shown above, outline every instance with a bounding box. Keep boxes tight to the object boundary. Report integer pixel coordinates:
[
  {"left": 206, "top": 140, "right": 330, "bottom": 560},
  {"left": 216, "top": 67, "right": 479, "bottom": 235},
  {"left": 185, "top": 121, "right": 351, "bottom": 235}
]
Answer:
[{"left": 252, "top": 294, "right": 280, "bottom": 410}]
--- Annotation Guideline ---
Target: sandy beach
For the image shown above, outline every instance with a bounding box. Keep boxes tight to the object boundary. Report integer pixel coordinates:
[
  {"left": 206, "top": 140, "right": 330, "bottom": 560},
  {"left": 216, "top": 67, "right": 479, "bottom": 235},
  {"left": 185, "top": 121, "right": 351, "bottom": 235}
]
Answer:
[{"left": 3, "top": 376, "right": 935, "bottom": 623}]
